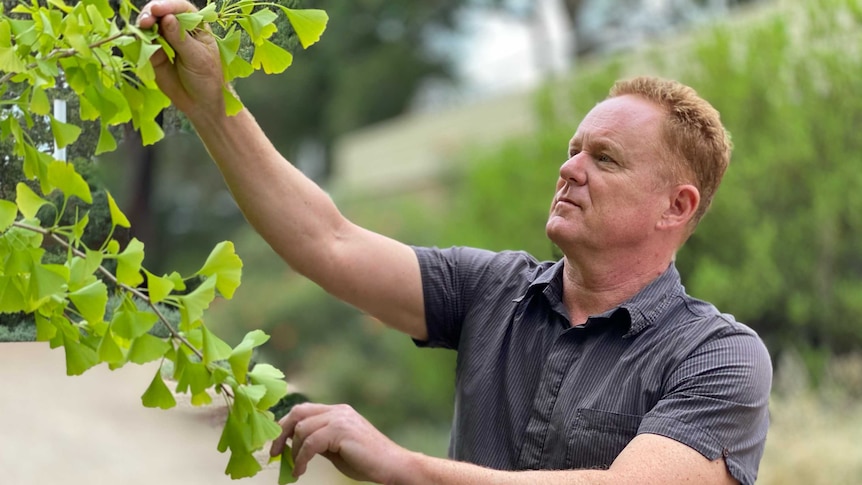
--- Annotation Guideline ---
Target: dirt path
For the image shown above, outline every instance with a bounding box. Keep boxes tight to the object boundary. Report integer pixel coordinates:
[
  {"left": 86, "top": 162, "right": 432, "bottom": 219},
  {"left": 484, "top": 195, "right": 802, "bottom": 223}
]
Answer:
[{"left": 0, "top": 343, "right": 351, "bottom": 485}]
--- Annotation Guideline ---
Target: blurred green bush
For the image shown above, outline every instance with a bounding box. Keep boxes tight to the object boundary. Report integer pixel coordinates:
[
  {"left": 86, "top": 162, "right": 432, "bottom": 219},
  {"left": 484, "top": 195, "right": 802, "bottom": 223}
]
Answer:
[{"left": 444, "top": 0, "right": 862, "bottom": 360}]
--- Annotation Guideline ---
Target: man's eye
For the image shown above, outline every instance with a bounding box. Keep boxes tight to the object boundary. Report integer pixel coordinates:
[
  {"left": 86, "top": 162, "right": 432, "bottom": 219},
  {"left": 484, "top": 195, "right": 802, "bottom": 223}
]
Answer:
[
  {"left": 568, "top": 150, "right": 580, "bottom": 159},
  {"left": 597, "top": 154, "right": 616, "bottom": 164}
]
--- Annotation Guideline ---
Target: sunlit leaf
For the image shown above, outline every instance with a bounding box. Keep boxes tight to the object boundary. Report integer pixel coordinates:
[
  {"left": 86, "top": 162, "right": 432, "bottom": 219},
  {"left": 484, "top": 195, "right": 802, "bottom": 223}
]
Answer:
[
  {"left": 281, "top": 8, "right": 328, "bottom": 49},
  {"left": 202, "top": 324, "right": 232, "bottom": 365},
  {"left": 105, "top": 191, "right": 130, "bottom": 228},
  {"left": 69, "top": 280, "right": 108, "bottom": 325},
  {"left": 251, "top": 39, "right": 292, "bottom": 75},
  {"left": 98, "top": 329, "right": 125, "bottom": 364},
  {"left": 191, "top": 390, "right": 213, "bottom": 406},
  {"left": 71, "top": 212, "right": 90, "bottom": 243},
  {"left": 225, "top": 449, "right": 262, "bottom": 479},
  {"left": 128, "top": 333, "right": 171, "bottom": 364},
  {"left": 247, "top": 363, "right": 288, "bottom": 410},
  {"left": 116, "top": 238, "right": 145, "bottom": 286},
  {"left": 144, "top": 270, "right": 175, "bottom": 304},
  {"left": 50, "top": 115, "right": 82, "bottom": 149},
  {"left": 0, "top": 46, "right": 26, "bottom": 72},
  {"left": 30, "top": 87, "right": 50, "bottom": 115},
  {"left": 64, "top": 337, "right": 100, "bottom": 376},
  {"left": 278, "top": 445, "right": 298, "bottom": 484},
  {"left": 0, "top": 276, "right": 26, "bottom": 313},
  {"left": 248, "top": 407, "right": 281, "bottom": 450},
  {"left": 175, "top": 11, "right": 203, "bottom": 32},
  {"left": 229, "top": 330, "right": 269, "bottom": 384},
  {"left": 33, "top": 311, "right": 56, "bottom": 341},
  {"left": 199, "top": 2, "right": 217, "bottom": 22},
  {"left": 174, "top": 350, "right": 212, "bottom": 395},
  {"left": 178, "top": 276, "right": 216, "bottom": 326},
  {"left": 141, "top": 367, "right": 177, "bottom": 409},
  {"left": 47, "top": 161, "right": 92, "bottom": 203},
  {"left": 15, "top": 182, "right": 48, "bottom": 219},
  {"left": 198, "top": 241, "right": 242, "bottom": 299},
  {"left": 223, "top": 86, "right": 243, "bottom": 116},
  {"left": 95, "top": 122, "right": 117, "bottom": 155},
  {"left": 111, "top": 307, "right": 158, "bottom": 340},
  {"left": 29, "top": 263, "right": 68, "bottom": 308},
  {"left": 0, "top": 199, "right": 16, "bottom": 231}
]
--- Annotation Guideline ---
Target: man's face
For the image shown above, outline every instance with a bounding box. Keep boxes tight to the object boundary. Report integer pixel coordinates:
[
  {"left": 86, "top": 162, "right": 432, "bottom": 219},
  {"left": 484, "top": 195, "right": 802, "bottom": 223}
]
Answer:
[{"left": 546, "top": 95, "right": 673, "bottom": 254}]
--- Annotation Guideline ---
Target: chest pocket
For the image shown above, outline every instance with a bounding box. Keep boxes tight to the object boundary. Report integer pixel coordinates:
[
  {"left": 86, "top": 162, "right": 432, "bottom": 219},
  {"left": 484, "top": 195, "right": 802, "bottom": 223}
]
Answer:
[{"left": 566, "top": 408, "right": 642, "bottom": 469}]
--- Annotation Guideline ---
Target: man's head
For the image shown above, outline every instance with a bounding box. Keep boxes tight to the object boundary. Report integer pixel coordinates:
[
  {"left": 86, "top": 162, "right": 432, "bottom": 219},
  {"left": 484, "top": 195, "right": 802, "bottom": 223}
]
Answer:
[
  {"left": 546, "top": 77, "right": 730, "bottom": 260},
  {"left": 608, "top": 76, "right": 732, "bottom": 227}
]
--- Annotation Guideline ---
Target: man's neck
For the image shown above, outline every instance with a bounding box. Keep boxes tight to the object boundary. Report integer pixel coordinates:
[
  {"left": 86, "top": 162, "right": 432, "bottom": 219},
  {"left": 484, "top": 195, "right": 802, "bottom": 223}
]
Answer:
[{"left": 561, "top": 250, "right": 673, "bottom": 326}]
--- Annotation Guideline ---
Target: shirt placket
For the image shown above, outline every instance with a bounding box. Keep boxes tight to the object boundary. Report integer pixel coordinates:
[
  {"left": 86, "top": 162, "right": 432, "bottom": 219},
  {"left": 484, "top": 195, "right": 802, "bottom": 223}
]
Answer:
[{"left": 516, "top": 327, "right": 584, "bottom": 469}]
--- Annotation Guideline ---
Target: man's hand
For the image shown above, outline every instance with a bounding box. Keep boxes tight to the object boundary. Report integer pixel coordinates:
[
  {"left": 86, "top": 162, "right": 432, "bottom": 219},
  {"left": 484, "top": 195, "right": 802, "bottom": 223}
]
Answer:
[
  {"left": 270, "top": 403, "right": 413, "bottom": 484},
  {"left": 137, "top": 0, "right": 224, "bottom": 118}
]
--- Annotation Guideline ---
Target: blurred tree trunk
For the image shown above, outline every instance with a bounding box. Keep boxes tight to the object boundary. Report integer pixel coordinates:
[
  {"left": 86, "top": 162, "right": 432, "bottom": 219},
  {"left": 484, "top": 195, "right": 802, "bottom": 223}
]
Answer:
[{"left": 123, "top": 113, "right": 162, "bottom": 259}]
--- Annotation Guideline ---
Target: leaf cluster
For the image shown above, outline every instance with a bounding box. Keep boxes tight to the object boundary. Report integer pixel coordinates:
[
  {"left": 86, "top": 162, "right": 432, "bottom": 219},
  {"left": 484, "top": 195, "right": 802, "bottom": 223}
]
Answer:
[{"left": 0, "top": 0, "right": 328, "bottom": 481}]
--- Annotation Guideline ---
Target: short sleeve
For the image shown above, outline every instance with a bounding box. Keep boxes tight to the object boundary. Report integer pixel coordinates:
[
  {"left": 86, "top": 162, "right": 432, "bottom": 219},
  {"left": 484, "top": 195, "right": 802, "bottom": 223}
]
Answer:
[
  {"left": 638, "top": 327, "right": 772, "bottom": 485},
  {"left": 411, "top": 246, "right": 502, "bottom": 349}
]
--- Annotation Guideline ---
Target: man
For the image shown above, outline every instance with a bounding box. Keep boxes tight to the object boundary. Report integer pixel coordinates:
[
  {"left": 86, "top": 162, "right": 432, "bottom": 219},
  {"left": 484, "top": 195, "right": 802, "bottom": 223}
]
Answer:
[{"left": 138, "top": 2, "right": 771, "bottom": 484}]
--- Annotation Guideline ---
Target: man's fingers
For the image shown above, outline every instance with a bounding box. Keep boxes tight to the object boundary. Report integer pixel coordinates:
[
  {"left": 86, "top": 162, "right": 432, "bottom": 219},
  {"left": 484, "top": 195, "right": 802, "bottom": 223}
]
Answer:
[
  {"left": 270, "top": 403, "right": 336, "bottom": 458},
  {"left": 292, "top": 415, "right": 338, "bottom": 478},
  {"left": 136, "top": 0, "right": 195, "bottom": 28}
]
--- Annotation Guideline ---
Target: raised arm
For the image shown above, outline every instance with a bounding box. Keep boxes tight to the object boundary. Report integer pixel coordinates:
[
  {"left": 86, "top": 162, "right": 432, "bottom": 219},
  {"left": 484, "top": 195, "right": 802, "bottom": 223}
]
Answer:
[{"left": 137, "top": 1, "right": 427, "bottom": 340}]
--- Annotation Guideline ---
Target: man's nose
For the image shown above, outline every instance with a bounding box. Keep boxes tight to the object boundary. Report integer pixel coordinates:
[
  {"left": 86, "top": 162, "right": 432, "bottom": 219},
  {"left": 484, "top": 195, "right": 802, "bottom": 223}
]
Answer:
[{"left": 559, "top": 153, "right": 587, "bottom": 186}]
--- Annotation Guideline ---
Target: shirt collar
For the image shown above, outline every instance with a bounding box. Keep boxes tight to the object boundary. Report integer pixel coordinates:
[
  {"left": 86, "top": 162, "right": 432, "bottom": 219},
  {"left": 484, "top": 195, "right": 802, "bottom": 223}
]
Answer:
[{"left": 519, "top": 260, "right": 683, "bottom": 338}]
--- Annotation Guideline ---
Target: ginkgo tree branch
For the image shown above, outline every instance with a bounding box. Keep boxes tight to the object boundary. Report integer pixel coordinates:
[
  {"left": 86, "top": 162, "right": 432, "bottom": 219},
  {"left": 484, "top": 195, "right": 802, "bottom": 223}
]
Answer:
[{"left": 0, "top": 1, "right": 329, "bottom": 482}]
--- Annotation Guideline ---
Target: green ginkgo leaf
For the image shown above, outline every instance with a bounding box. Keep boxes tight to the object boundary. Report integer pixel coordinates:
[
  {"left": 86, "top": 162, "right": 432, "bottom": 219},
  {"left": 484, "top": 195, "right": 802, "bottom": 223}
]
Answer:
[
  {"left": 223, "top": 86, "right": 244, "bottom": 116},
  {"left": 144, "top": 270, "right": 175, "bottom": 304},
  {"left": 281, "top": 8, "right": 328, "bottom": 49},
  {"left": 199, "top": 2, "right": 217, "bottom": 22},
  {"left": 30, "top": 87, "right": 50, "bottom": 115},
  {"left": 50, "top": 115, "right": 82, "bottom": 149},
  {"left": 251, "top": 39, "right": 293, "bottom": 75},
  {"left": 0, "top": 199, "right": 16, "bottom": 231},
  {"left": 29, "top": 263, "right": 68, "bottom": 308},
  {"left": 175, "top": 11, "right": 203, "bottom": 32},
  {"left": 178, "top": 276, "right": 216, "bottom": 326},
  {"left": 68, "top": 280, "right": 108, "bottom": 325},
  {"left": 247, "top": 407, "right": 281, "bottom": 450},
  {"left": 225, "top": 449, "right": 262, "bottom": 479},
  {"left": 98, "top": 329, "right": 125, "bottom": 364},
  {"left": 105, "top": 191, "right": 130, "bottom": 227},
  {"left": 202, "top": 324, "right": 233, "bottom": 365},
  {"left": 197, "top": 241, "right": 242, "bottom": 299},
  {"left": 15, "top": 182, "right": 48, "bottom": 219},
  {"left": 128, "top": 333, "right": 171, "bottom": 364},
  {"left": 141, "top": 367, "right": 177, "bottom": 409},
  {"left": 278, "top": 445, "right": 298, "bottom": 484},
  {"left": 174, "top": 350, "right": 212, "bottom": 395},
  {"left": 47, "top": 161, "right": 93, "bottom": 203},
  {"left": 111, "top": 307, "right": 158, "bottom": 340},
  {"left": 247, "top": 363, "right": 288, "bottom": 410},
  {"left": 0, "top": 276, "right": 26, "bottom": 313},
  {"left": 95, "top": 125, "right": 115, "bottom": 158},
  {"left": 116, "top": 238, "right": 145, "bottom": 286},
  {"left": 64, "top": 337, "right": 100, "bottom": 376},
  {"left": 229, "top": 330, "right": 269, "bottom": 384},
  {"left": 0, "top": 46, "right": 26, "bottom": 72}
]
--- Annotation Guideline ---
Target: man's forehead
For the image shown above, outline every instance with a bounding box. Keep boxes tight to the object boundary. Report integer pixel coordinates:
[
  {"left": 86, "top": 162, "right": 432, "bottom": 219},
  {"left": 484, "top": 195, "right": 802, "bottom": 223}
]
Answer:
[{"left": 569, "top": 96, "right": 664, "bottom": 144}]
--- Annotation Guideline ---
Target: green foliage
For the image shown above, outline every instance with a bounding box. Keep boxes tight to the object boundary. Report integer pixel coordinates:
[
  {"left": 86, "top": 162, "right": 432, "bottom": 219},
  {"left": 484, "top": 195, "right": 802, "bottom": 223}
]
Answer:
[
  {"left": 441, "top": 0, "right": 862, "bottom": 359},
  {"left": 0, "top": 0, "right": 327, "bottom": 480}
]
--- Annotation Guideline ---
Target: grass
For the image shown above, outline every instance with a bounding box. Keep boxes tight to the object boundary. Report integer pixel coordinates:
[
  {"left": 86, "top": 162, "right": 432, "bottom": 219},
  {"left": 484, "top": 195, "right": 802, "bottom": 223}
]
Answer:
[{"left": 758, "top": 351, "right": 862, "bottom": 484}]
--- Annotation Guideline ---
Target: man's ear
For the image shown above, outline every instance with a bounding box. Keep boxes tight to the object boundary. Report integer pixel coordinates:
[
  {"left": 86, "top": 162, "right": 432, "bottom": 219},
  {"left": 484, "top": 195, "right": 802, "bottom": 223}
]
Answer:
[{"left": 657, "top": 184, "right": 700, "bottom": 231}]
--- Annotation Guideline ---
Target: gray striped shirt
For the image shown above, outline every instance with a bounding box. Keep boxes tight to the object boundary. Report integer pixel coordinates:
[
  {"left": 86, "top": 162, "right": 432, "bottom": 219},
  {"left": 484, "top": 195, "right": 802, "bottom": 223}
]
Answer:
[{"left": 413, "top": 246, "right": 771, "bottom": 485}]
